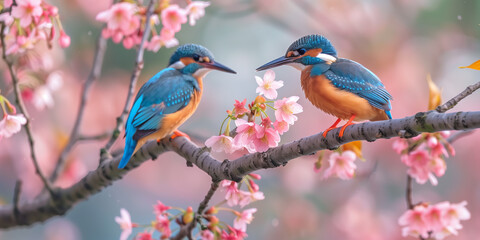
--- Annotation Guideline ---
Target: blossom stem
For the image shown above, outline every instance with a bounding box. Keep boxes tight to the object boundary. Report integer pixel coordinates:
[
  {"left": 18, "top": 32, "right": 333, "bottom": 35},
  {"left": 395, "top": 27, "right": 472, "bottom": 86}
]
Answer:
[
  {"left": 218, "top": 115, "right": 230, "bottom": 136},
  {"left": 0, "top": 23, "right": 55, "bottom": 196},
  {"left": 265, "top": 103, "right": 276, "bottom": 111}
]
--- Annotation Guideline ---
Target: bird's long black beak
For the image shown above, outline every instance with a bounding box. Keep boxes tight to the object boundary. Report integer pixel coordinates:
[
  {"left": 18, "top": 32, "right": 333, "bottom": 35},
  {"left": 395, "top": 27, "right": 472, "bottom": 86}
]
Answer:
[
  {"left": 256, "top": 56, "right": 294, "bottom": 71},
  {"left": 203, "top": 61, "right": 237, "bottom": 74}
]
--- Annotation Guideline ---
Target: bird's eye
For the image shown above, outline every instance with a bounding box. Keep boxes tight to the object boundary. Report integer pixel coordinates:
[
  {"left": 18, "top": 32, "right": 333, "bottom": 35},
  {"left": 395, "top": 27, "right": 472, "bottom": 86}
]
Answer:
[
  {"left": 193, "top": 54, "right": 201, "bottom": 61},
  {"left": 298, "top": 48, "right": 306, "bottom": 55}
]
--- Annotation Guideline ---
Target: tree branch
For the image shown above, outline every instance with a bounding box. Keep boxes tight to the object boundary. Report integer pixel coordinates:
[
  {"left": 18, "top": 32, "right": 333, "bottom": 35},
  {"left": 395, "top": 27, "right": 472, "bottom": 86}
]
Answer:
[
  {"left": 0, "top": 110, "right": 479, "bottom": 228},
  {"left": 0, "top": 24, "right": 54, "bottom": 196},
  {"left": 102, "top": 0, "right": 157, "bottom": 154},
  {"left": 49, "top": 30, "right": 108, "bottom": 183},
  {"left": 436, "top": 81, "right": 480, "bottom": 113}
]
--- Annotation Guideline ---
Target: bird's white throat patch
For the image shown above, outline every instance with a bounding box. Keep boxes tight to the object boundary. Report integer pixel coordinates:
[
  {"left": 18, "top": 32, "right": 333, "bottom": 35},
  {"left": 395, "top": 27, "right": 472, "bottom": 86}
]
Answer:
[
  {"left": 287, "top": 62, "right": 306, "bottom": 71},
  {"left": 316, "top": 53, "right": 337, "bottom": 64},
  {"left": 193, "top": 68, "right": 213, "bottom": 78}
]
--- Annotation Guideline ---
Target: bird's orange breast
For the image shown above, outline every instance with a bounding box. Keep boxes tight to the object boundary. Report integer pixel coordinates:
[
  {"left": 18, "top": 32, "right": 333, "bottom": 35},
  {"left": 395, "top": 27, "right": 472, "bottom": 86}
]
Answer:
[
  {"left": 133, "top": 78, "right": 203, "bottom": 153},
  {"left": 300, "top": 66, "right": 387, "bottom": 121}
]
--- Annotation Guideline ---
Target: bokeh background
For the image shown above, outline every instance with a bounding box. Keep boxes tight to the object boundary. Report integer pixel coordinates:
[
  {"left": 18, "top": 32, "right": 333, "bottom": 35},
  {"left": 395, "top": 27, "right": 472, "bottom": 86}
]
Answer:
[{"left": 1, "top": 0, "right": 480, "bottom": 239}]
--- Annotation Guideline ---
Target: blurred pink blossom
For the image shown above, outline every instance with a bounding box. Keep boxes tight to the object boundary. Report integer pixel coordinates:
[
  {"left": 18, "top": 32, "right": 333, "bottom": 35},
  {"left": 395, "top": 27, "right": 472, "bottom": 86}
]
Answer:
[
  {"left": 221, "top": 226, "right": 247, "bottom": 240},
  {"left": 255, "top": 70, "right": 283, "bottom": 99},
  {"left": 186, "top": 1, "right": 210, "bottom": 26},
  {"left": 401, "top": 148, "right": 446, "bottom": 186},
  {"left": 12, "top": 0, "right": 43, "bottom": 28},
  {"left": 234, "top": 208, "right": 257, "bottom": 232},
  {"left": 161, "top": 5, "right": 187, "bottom": 32},
  {"left": 59, "top": 30, "right": 71, "bottom": 48},
  {"left": 136, "top": 232, "right": 154, "bottom": 240},
  {"left": 274, "top": 96, "right": 303, "bottom": 125},
  {"left": 205, "top": 134, "right": 239, "bottom": 154},
  {"left": 273, "top": 120, "right": 289, "bottom": 135},
  {"left": 238, "top": 190, "right": 265, "bottom": 208},
  {"left": 200, "top": 230, "right": 214, "bottom": 240},
  {"left": 153, "top": 201, "right": 171, "bottom": 216},
  {"left": 393, "top": 138, "right": 408, "bottom": 154},
  {"left": 233, "top": 99, "right": 248, "bottom": 117},
  {"left": 323, "top": 151, "right": 357, "bottom": 180},
  {"left": 115, "top": 208, "right": 133, "bottom": 240},
  {"left": 0, "top": 114, "right": 27, "bottom": 138},
  {"left": 147, "top": 28, "right": 179, "bottom": 52},
  {"left": 96, "top": 2, "right": 137, "bottom": 32},
  {"left": 154, "top": 214, "right": 171, "bottom": 238},
  {"left": 221, "top": 180, "right": 242, "bottom": 207},
  {"left": 399, "top": 201, "right": 470, "bottom": 239}
]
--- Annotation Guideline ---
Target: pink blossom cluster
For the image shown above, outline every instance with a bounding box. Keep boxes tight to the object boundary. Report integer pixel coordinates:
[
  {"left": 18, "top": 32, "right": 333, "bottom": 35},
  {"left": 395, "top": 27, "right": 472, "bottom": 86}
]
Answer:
[
  {"left": 398, "top": 201, "right": 470, "bottom": 239},
  {"left": 205, "top": 70, "right": 303, "bottom": 154},
  {"left": 115, "top": 177, "right": 263, "bottom": 240},
  {"left": 313, "top": 141, "right": 362, "bottom": 180},
  {"left": 0, "top": 0, "right": 71, "bottom": 55},
  {"left": 96, "top": 1, "right": 210, "bottom": 51},
  {"left": 393, "top": 131, "right": 455, "bottom": 185},
  {"left": 0, "top": 94, "right": 26, "bottom": 140}
]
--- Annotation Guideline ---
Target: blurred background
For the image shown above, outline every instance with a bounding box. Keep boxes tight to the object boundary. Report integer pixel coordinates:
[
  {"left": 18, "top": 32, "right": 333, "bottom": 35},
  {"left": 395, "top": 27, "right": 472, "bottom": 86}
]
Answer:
[{"left": 1, "top": 0, "right": 480, "bottom": 239}]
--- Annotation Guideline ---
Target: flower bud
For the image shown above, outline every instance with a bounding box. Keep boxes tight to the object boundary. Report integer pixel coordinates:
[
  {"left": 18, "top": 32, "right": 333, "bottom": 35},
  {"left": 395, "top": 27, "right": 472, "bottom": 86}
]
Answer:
[
  {"left": 255, "top": 95, "right": 266, "bottom": 104},
  {"left": 182, "top": 206, "right": 194, "bottom": 224},
  {"left": 59, "top": 31, "right": 71, "bottom": 48},
  {"left": 205, "top": 206, "right": 217, "bottom": 215},
  {"left": 249, "top": 173, "right": 261, "bottom": 180}
]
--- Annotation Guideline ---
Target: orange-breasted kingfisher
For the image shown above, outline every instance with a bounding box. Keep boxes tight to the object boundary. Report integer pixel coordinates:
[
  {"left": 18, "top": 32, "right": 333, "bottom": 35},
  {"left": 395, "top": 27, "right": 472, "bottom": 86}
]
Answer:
[
  {"left": 119, "top": 44, "right": 236, "bottom": 169},
  {"left": 256, "top": 34, "right": 392, "bottom": 138}
]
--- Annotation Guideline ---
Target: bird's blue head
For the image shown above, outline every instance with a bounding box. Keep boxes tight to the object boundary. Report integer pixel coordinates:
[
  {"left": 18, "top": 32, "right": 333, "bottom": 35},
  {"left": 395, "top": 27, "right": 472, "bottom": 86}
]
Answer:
[
  {"left": 256, "top": 34, "right": 338, "bottom": 71},
  {"left": 168, "top": 44, "right": 236, "bottom": 77}
]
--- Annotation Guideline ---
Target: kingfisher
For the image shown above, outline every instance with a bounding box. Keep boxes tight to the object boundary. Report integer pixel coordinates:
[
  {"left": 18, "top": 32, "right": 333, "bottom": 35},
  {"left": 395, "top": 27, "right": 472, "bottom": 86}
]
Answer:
[
  {"left": 256, "top": 34, "right": 392, "bottom": 138},
  {"left": 119, "top": 44, "right": 236, "bottom": 169}
]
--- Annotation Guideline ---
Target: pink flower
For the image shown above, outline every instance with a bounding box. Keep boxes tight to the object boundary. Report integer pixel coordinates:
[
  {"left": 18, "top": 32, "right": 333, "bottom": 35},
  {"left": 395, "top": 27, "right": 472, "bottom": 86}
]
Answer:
[
  {"left": 402, "top": 149, "right": 446, "bottom": 186},
  {"left": 392, "top": 138, "right": 408, "bottom": 154},
  {"left": 96, "top": 2, "right": 137, "bottom": 32},
  {"left": 122, "top": 36, "right": 135, "bottom": 49},
  {"left": 205, "top": 134, "right": 239, "bottom": 154},
  {"left": 398, "top": 205, "right": 429, "bottom": 239},
  {"left": 115, "top": 208, "right": 133, "bottom": 240},
  {"left": 234, "top": 119, "right": 257, "bottom": 152},
  {"left": 423, "top": 203, "right": 447, "bottom": 232},
  {"left": 274, "top": 96, "right": 303, "bottom": 125},
  {"left": 253, "top": 124, "right": 280, "bottom": 152},
  {"left": 440, "top": 201, "right": 470, "bottom": 236},
  {"left": 238, "top": 190, "right": 265, "bottom": 208},
  {"left": 147, "top": 28, "right": 179, "bottom": 52},
  {"left": 273, "top": 120, "right": 289, "bottom": 135},
  {"left": 221, "top": 180, "right": 242, "bottom": 206},
  {"left": 12, "top": 0, "right": 43, "bottom": 28},
  {"left": 233, "top": 99, "right": 249, "bottom": 117},
  {"left": 186, "top": 1, "right": 210, "bottom": 26},
  {"left": 427, "top": 135, "right": 450, "bottom": 158},
  {"left": 153, "top": 201, "right": 171, "bottom": 216},
  {"left": 200, "top": 230, "right": 214, "bottom": 240},
  {"left": 161, "top": 5, "right": 187, "bottom": 32},
  {"left": 323, "top": 151, "right": 357, "bottom": 180},
  {"left": 59, "top": 31, "right": 70, "bottom": 48},
  {"left": 136, "top": 232, "right": 154, "bottom": 240},
  {"left": 233, "top": 208, "right": 257, "bottom": 232},
  {"left": 0, "top": 114, "right": 27, "bottom": 138},
  {"left": 255, "top": 70, "right": 283, "bottom": 99},
  {"left": 154, "top": 214, "right": 171, "bottom": 238},
  {"left": 221, "top": 226, "right": 248, "bottom": 240}
]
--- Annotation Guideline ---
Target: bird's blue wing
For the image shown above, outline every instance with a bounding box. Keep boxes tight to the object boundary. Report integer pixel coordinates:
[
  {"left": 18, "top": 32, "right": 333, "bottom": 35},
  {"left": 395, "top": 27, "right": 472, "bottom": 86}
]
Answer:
[
  {"left": 322, "top": 58, "right": 392, "bottom": 112},
  {"left": 130, "top": 68, "right": 199, "bottom": 140},
  {"left": 119, "top": 68, "right": 198, "bottom": 169}
]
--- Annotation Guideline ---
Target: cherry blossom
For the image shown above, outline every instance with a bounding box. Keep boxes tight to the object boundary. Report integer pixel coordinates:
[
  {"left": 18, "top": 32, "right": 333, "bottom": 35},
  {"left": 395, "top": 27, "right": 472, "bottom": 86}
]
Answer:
[
  {"left": 238, "top": 190, "right": 265, "bottom": 208},
  {"left": 115, "top": 208, "right": 133, "bottom": 240},
  {"left": 205, "top": 134, "right": 239, "bottom": 154},
  {"left": 200, "top": 230, "right": 214, "bottom": 240},
  {"left": 186, "top": 1, "right": 210, "bottom": 26},
  {"left": 221, "top": 180, "right": 243, "bottom": 207},
  {"left": 154, "top": 214, "right": 171, "bottom": 238},
  {"left": 12, "top": 0, "right": 43, "bottom": 28},
  {"left": 253, "top": 122, "right": 280, "bottom": 152},
  {"left": 233, "top": 208, "right": 257, "bottom": 232},
  {"left": 323, "top": 151, "right": 357, "bottom": 180},
  {"left": 255, "top": 70, "right": 283, "bottom": 99},
  {"left": 273, "top": 120, "right": 289, "bottom": 135},
  {"left": 0, "top": 114, "right": 27, "bottom": 138},
  {"left": 153, "top": 201, "right": 171, "bottom": 216},
  {"left": 233, "top": 99, "right": 249, "bottom": 117},
  {"left": 136, "top": 232, "right": 154, "bottom": 240},
  {"left": 398, "top": 205, "right": 429, "bottom": 239},
  {"left": 233, "top": 119, "right": 257, "bottom": 152},
  {"left": 161, "top": 4, "right": 187, "bottom": 33},
  {"left": 274, "top": 96, "right": 303, "bottom": 124}
]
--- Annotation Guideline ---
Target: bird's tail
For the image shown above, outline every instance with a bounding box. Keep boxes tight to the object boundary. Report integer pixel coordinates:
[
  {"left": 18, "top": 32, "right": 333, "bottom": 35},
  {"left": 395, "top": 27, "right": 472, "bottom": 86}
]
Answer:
[
  {"left": 385, "top": 110, "right": 392, "bottom": 119},
  {"left": 119, "top": 137, "right": 137, "bottom": 169}
]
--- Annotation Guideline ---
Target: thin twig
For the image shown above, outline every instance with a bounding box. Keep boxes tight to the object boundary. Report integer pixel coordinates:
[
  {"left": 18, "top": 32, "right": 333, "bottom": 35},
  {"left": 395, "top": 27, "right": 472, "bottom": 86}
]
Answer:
[
  {"left": 102, "top": 0, "right": 157, "bottom": 155},
  {"left": 436, "top": 81, "right": 480, "bottom": 113},
  {"left": 0, "top": 24, "right": 54, "bottom": 196},
  {"left": 12, "top": 180, "right": 21, "bottom": 221},
  {"left": 77, "top": 131, "right": 111, "bottom": 141},
  {"left": 447, "top": 130, "right": 474, "bottom": 143},
  {"left": 406, "top": 175, "right": 413, "bottom": 209},
  {"left": 49, "top": 30, "right": 108, "bottom": 183},
  {"left": 171, "top": 181, "right": 220, "bottom": 240}
]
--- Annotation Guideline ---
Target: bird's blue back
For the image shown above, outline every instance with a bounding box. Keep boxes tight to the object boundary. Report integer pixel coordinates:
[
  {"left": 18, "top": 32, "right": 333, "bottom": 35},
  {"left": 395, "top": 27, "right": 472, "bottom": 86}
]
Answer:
[
  {"left": 119, "top": 68, "right": 199, "bottom": 168},
  {"left": 310, "top": 58, "right": 392, "bottom": 118}
]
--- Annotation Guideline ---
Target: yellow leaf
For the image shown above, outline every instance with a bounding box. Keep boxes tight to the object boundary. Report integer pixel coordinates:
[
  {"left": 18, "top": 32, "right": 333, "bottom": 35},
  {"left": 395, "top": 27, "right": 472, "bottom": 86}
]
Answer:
[
  {"left": 459, "top": 59, "right": 480, "bottom": 70},
  {"left": 342, "top": 141, "right": 363, "bottom": 160},
  {"left": 427, "top": 74, "right": 442, "bottom": 110}
]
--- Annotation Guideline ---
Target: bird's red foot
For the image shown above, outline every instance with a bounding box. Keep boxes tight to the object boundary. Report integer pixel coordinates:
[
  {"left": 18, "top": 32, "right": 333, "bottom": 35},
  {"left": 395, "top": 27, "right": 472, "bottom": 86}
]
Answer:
[
  {"left": 171, "top": 130, "right": 191, "bottom": 140},
  {"left": 338, "top": 115, "right": 356, "bottom": 138},
  {"left": 322, "top": 118, "right": 342, "bottom": 137}
]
